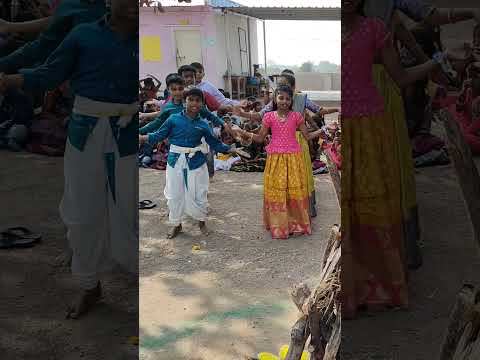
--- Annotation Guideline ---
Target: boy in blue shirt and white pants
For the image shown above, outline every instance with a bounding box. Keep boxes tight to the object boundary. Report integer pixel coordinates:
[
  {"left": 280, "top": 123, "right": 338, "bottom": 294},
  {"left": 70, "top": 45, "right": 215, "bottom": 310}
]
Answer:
[{"left": 140, "top": 88, "right": 239, "bottom": 239}]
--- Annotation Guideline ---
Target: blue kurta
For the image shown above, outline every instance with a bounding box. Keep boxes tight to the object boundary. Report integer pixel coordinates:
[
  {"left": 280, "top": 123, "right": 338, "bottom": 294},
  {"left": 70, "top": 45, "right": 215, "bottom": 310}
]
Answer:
[
  {"left": 0, "top": 0, "right": 107, "bottom": 74},
  {"left": 147, "top": 111, "right": 231, "bottom": 170},
  {"left": 140, "top": 100, "right": 225, "bottom": 135},
  {"left": 20, "top": 15, "right": 138, "bottom": 104}
]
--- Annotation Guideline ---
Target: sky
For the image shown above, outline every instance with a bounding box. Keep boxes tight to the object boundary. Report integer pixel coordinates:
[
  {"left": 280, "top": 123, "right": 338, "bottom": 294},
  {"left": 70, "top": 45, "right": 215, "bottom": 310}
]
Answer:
[{"left": 160, "top": 0, "right": 341, "bottom": 66}]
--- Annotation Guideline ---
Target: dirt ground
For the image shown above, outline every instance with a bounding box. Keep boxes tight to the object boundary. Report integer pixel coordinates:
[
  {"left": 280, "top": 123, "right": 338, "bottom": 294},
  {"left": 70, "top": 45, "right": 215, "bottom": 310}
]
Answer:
[
  {"left": 139, "top": 168, "right": 340, "bottom": 359},
  {"left": 0, "top": 150, "right": 138, "bottom": 360},
  {"left": 342, "top": 3, "right": 480, "bottom": 357},
  {"left": 340, "top": 157, "right": 480, "bottom": 359}
]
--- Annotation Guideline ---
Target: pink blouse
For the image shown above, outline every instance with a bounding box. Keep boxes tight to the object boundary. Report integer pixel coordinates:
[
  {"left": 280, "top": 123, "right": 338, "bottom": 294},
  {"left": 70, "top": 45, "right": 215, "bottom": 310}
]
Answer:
[
  {"left": 262, "top": 111, "right": 304, "bottom": 154},
  {"left": 342, "top": 17, "right": 389, "bottom": 118}
]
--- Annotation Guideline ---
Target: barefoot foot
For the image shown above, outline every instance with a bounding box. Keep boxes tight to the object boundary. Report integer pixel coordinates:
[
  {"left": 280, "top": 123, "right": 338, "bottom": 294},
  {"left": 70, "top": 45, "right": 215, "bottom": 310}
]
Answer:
[
  {"left": 66, "top": 282, "right": 102, "bottom": 319},
  {"left": 167, "top": 224, "right": 182, "bottom": 239},
  {"left": 199, "top": 221, "right": 209, "bottom": 236}
]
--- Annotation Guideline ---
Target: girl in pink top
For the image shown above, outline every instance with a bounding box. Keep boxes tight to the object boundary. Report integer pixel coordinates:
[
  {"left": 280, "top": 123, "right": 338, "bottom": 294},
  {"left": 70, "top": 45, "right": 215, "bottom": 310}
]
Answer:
[
  {"left": 237, "top": 85, "right": 323, "bottom": 239},
  {"left": 341, "top": 0, "right": 445, "bottom": 319}
]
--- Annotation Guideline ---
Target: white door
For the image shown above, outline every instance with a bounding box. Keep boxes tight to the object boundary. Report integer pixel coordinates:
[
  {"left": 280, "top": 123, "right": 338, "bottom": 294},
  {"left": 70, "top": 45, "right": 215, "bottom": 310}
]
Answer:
[{"left": 174, "top": 29, "right": 202, "bottom": 67}]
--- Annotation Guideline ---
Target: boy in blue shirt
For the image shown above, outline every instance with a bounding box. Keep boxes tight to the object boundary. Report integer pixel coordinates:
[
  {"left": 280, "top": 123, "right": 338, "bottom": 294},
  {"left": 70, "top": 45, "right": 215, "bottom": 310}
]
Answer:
[
  {"left": 0, "top": 0, "right": 138, "bottom": 319},
  {"left": 139, "top": 88, "right": 238, "bottom": 239},
  {"left": 140, "top": 74, "right": 235, "bottom": 178}
]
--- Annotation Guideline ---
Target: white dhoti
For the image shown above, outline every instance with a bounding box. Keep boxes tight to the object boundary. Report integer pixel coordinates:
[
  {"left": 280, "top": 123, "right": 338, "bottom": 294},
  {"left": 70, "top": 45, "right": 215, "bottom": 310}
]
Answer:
[
  {"left": 165, "top": 145, "right": 209, "bottom": 226},
  {"left": 60, "top": 96, "right": 138, "bottom": 289}
]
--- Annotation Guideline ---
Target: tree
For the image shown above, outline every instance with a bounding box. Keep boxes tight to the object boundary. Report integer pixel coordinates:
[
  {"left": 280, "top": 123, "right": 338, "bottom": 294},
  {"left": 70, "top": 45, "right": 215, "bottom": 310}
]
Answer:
[{"left": 299, "top": 61, "right": 314, "bottom": 72}]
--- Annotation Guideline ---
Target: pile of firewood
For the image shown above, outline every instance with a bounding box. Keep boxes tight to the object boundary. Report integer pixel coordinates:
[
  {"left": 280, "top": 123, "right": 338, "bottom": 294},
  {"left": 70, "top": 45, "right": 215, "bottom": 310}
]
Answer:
[
  {"left": 436, "top": 109, "right": 480, "bottom": 360},
  {"left": 284, "top": 225, "right": 341, "bottom": 360},
  {"left": 439, "top": 285, "right": 480, "bottom": 360}
]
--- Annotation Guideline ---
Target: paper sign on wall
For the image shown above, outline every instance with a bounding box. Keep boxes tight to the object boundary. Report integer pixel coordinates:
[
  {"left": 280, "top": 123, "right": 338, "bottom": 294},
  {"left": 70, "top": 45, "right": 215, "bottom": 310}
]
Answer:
[
  {"left": 140, "top": 36, "right": 162, "bottom": 62},
  {"left": 178, "top": 18, "right": 190, "bottom": 25}
]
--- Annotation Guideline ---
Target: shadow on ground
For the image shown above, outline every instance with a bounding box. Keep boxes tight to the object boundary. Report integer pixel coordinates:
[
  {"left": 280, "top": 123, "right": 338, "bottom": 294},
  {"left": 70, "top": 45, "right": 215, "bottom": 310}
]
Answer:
[
  {"left": 0, "top": 150, "right": 138, "bottom": 360},
  {"left": 139, "top": 168, "right": 340, "bottom": 359}
]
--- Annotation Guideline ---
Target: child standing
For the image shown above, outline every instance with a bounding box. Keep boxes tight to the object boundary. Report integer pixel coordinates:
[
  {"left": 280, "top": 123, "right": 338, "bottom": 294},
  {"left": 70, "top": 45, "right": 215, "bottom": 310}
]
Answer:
[
  {"left": 139, "top": 75, "right": 228, "bottom": 135},
  {"left": 236, "top": 85, "right": 323, "bottom": 239},
  {"left": 139, "top": 88, "right": 238, "bottom": 239},
  {"left": 342, "top": 0, "right": 443, "bottom": 319},
  {"left": 0, "top": 0, "right": 138, "bottom": 319}
]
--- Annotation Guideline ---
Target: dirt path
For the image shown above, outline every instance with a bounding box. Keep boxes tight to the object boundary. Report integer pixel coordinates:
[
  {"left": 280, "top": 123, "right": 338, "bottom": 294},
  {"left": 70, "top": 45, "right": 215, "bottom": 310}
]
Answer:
[
  {"left": 0, "top": 150, "right": 138, "bottom": 360},
  {"left": 341, "top": 5, "right": 480, "bottom": 357},
  {"left": 139, "top": 169, "right": 339, "bottom": 359},
  {"left": 341, "top": 159, "right": 480, "bottom": 359}
]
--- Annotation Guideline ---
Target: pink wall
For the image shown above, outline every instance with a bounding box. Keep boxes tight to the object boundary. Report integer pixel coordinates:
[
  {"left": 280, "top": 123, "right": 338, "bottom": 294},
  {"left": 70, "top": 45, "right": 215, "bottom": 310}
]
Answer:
[{"left": 139, "top": 6, "right": 219, "bottom": 90}]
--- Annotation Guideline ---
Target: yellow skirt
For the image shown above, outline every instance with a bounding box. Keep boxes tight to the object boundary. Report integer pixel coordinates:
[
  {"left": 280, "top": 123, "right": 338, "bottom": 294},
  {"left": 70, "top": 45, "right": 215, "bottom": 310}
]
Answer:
[
  {"left": 373, "top": 64, "right": 421, "bottom": 268},
  {"left": 296, "top": 131, "right": 316, "bottom": 217},
  {"left": 341, "top": 112, "right": 409, "bottom": 319},
  {"left": 263, "top": 152, "right": 311, "bottom": 239}
]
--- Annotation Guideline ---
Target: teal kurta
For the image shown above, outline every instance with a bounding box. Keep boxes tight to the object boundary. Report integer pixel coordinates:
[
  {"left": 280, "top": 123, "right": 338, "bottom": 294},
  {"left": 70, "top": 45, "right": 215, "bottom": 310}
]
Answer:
[
  {"left": 0, "top": 0, "right": 107, "bottom": 74},
  {"left": 140, "top": 101, "right": 225, "bottom": 135},
  {"left": 20, "top": 15, "right": 139, "bottom": 156}
]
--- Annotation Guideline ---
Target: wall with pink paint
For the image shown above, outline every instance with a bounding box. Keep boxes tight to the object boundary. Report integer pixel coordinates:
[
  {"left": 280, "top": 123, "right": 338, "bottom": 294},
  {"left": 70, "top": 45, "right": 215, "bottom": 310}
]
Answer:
[
  {"left": 139, "top": 6, "right": 217, "bottom": 87},
  {"left": 140, "top": 6, "right": 258, "bottom": 91}
]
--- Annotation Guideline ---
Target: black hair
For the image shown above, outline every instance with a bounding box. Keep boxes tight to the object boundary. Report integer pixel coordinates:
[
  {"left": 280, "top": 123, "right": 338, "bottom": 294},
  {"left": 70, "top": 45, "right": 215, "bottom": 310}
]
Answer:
[
  {"left": 281, "top": 69, "right": 295, "bottom": 75},
  {"left": 272, "top": 85, "right": 294, "bottom": 111},
  {"left": 218, "top": 89, "right": 230, "bottom": 98},
  {"left": 166, "top": 74, "right": 185, "bottom": 88},
  {"left": 144, "top": 78, "right": 154, "bottom": 85},
  {"left": 190, "top": 62, "right": 204, "bottom": 72},
  {"left": 183, "top": 87, "right": 204, "bottom": 102},
  {"left": 178, "top": 65, "right": 197, "bottom": 76},
  {"left": 279, "top": 73, "right": 296, "bottom": 88}
]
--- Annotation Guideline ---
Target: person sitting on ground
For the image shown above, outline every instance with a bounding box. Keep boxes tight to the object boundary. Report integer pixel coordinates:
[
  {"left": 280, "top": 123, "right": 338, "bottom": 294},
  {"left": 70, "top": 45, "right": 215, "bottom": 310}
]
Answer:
[
  {"left": 139, "top": 76, "right": 160, "bottom": 102},
  {"left": 233, "top": 74, "right": 338, "bottom": 124},
  {"left": 139, "top": 88, "right": 239, "bottom": 239}
]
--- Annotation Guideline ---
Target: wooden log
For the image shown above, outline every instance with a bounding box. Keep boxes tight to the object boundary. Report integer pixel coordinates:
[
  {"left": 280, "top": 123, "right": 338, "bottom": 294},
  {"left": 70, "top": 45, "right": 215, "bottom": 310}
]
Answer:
[
  {"left": 324, "top": 150, "right": 341, "bottom": 206},
  {"left": 323, "top": 225, "right": 341, "bottom": 269},
  {"left": 291, "top": 283, "right": 312, "bottom": 313},
  {"left": 439, "top": 285, "right": 476, "bottom": 360},
  {"left": 285, "top": 315, "right": 310, "bottom": 360},
  {"left": 438, "top": 109, "right": 480, "bottom": 251},
  {"left": 323, "top": 313, "right": 341, "bottom": 360}
]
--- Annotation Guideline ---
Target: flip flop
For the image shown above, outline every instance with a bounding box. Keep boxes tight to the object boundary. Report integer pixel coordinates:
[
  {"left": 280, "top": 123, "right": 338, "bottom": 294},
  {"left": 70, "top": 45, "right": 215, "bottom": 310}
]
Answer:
[
  {"left": 139, "top": 200, "right": 157, "bottom": 209},
  {"left": 0, "top": 227, "right": 42, "bottom": 249}
]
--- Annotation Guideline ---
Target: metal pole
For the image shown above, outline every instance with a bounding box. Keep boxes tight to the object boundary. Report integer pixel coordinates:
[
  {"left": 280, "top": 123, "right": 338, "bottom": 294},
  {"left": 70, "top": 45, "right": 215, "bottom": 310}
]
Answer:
[
  {"left": 247, "top": 18, "right": 252, "bottom": 77},
  {"left": 224, "top": 11, "right": 232, "bottom": 95},
  {"left": 263, "top": 20, "right": 267, "bottom": 76}
]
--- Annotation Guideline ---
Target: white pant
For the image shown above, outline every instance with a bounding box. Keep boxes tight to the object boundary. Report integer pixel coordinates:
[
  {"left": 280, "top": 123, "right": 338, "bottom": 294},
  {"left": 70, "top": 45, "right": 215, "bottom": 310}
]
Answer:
[
  {"left": 164, "top": 154, "right": 209, "bottom": 226},
  {"left": 60, "top": 116, "right": 138, "bottom": 290}
]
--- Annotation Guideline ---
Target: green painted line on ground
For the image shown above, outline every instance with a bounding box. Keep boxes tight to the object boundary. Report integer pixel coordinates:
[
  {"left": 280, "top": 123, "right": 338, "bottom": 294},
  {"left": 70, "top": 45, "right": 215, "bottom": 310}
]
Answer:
[{"left": 140, "top": 302, "right": 289, "bottom": 350}]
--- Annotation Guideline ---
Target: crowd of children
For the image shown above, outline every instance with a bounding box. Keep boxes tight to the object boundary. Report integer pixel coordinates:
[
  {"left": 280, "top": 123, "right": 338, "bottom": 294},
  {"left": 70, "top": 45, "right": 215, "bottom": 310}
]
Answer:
[{"left": 138, "top": 61, "right": 340, "bottom": 240}]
